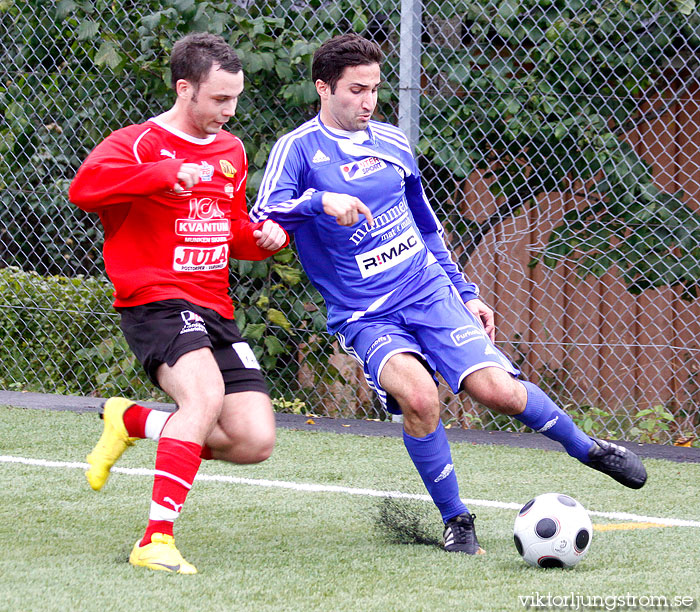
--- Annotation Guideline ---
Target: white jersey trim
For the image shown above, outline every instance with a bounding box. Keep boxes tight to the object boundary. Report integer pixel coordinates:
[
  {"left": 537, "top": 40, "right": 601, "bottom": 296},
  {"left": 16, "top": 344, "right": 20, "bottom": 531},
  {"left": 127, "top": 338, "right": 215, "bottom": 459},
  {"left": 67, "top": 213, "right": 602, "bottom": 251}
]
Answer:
[{"left": 149, "top": 115, "right": 218, "bottom": 145}]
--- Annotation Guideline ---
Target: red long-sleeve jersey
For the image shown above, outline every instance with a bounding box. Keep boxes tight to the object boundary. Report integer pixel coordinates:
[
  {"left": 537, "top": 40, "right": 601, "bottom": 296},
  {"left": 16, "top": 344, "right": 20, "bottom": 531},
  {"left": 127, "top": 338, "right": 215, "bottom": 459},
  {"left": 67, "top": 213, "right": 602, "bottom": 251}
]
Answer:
[{"left": 69, "top": 117, "right": 288, "bottom": 319}]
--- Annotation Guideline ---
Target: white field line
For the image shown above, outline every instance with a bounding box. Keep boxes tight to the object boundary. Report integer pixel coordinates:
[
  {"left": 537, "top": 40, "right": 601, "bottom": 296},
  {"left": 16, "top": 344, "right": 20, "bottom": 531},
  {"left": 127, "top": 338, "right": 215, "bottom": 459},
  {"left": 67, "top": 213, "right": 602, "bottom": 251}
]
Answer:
[{"left": 2, "top": 454, "right": 700, "bottom": 528}]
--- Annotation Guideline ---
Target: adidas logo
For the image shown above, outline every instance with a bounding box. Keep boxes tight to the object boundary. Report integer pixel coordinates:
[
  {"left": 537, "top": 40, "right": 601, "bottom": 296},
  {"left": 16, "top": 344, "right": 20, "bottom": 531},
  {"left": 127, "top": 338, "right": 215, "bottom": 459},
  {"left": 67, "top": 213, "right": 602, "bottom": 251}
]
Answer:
[
  {"left": 312, "top": 149, "right": 330, "bottom": 163},
  {"left": 434, "top": 463, "right": 454, "bottom": 483}
]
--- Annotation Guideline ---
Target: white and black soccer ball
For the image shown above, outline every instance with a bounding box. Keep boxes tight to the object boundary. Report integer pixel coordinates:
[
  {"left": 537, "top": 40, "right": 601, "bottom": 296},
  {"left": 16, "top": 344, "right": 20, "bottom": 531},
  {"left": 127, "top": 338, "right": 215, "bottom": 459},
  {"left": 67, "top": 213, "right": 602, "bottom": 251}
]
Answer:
[{"left": 513, "top": 493, "right": 593, "bottom": 568}]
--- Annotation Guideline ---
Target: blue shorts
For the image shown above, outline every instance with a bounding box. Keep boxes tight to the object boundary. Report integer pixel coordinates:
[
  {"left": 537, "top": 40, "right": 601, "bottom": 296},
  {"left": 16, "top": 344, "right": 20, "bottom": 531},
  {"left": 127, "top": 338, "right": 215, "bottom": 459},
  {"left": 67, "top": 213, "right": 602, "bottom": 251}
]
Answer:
[{"left": 336, "top": 285, "right": 520, "bottom": 414}]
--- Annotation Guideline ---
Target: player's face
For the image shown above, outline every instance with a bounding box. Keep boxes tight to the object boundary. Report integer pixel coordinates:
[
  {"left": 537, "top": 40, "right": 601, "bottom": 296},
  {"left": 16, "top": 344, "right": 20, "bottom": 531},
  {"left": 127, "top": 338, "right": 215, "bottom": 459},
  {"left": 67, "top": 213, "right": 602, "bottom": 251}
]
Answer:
[
  {"left": 318, "top": 63, "right": 380, "bottom": 132},
  {"left": 180, "top": 64, "right": 244, "bottom": 138}
]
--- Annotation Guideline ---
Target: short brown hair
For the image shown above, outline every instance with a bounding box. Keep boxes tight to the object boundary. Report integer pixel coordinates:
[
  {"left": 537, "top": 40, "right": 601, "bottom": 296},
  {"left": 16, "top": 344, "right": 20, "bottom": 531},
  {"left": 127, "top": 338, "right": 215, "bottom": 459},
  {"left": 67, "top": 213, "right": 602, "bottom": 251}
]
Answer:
[
  {"left": 311, "top": 34, "right": 382, "bottom": 93},
  {"left": 170, "top": 32, "right": 242, "bottom": 91}
]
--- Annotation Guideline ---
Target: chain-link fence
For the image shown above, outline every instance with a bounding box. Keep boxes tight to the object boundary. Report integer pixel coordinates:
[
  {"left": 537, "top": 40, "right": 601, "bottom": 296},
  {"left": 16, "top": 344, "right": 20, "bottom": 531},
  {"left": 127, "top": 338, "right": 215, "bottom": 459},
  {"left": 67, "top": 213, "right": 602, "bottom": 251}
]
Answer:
[{"left": 2, "top": 1, "right": 699, "bottom": 444}]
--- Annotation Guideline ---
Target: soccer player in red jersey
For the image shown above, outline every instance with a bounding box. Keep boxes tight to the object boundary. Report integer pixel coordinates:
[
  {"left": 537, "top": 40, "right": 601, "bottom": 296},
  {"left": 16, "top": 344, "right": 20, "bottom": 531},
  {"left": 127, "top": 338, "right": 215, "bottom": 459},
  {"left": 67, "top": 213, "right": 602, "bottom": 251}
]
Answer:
[{"left": 69, "top": 32, "right": 289, "bottom": 574}]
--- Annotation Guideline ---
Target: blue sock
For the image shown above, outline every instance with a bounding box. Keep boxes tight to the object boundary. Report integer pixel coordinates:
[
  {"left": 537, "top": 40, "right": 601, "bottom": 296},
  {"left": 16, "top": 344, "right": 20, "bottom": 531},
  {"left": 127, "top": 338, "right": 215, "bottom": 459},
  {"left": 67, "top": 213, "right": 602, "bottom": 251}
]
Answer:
[
  {"left": 516, "top": 380, "right": 594, "bottom": 462},
  {"left": 403, "top": 421, "right": 468, "bottom": 522}
]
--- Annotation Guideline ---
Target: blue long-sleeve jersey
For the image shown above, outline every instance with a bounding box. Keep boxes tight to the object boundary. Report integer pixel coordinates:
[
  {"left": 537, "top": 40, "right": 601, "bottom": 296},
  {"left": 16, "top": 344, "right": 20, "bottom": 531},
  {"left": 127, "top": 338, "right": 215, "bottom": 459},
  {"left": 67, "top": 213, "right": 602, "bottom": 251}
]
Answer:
[{"left": 251, "top": 115, "right": 479, "bottom": 334}]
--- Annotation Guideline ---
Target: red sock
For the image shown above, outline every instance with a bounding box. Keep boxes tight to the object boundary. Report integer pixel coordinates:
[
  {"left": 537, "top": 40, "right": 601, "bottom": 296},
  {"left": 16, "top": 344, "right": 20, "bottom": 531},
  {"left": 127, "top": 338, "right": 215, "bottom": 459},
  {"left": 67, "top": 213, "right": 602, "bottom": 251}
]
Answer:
[
  {"left": 124, "top": 405, "right": 212, "bottom": 455},
  {"left": 123, "top": 404, "right": 151, "bottom": 438},
  {"left": 141, "top": 437, "right": 202, "bottom": 546}
]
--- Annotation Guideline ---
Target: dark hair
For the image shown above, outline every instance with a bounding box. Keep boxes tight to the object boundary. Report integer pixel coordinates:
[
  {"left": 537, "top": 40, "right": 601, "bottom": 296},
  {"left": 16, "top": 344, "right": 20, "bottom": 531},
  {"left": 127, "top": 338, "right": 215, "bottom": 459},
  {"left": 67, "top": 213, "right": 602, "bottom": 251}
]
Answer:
[
  {"left": 311, "top": 34, "right": 382, "bottom": 93},
  {"left": 170, "top": 32, "right": 242, "bottom": 91}
]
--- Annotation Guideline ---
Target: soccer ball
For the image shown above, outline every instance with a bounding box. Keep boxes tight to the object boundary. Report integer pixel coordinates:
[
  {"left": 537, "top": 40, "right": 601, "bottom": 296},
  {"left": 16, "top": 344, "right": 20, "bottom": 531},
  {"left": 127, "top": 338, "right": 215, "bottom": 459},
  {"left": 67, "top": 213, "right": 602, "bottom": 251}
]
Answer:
[{"left": 513, "top": 493, "right": 593, "bottom": 568}]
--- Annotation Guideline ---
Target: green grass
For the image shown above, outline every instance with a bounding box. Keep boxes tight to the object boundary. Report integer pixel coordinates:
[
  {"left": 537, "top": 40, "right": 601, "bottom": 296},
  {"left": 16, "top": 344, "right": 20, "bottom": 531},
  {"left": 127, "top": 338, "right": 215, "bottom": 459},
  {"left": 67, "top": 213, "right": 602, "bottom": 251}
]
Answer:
[{"left": 1, "top": 405, "right": 699, "bottom": 612}]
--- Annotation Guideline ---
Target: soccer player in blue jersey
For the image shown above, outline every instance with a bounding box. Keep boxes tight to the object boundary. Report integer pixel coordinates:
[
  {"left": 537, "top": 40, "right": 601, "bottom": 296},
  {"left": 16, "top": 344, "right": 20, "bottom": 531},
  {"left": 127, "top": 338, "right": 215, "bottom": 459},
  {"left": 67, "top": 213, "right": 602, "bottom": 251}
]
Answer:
[{"left": 251, "top": 33, "right": 646, "bottom": 554}]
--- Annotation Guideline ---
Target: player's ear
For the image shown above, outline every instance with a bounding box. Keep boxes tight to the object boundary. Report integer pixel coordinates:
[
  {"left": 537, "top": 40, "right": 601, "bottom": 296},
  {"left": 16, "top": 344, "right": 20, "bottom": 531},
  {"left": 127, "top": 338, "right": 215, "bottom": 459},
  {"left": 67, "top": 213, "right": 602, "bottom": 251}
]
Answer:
[
  {"left": 175, "top": 78, "right": 193, "bottom": 100},
  {"left": 315, "top": 79, "right": 330, "bottom": 101}
]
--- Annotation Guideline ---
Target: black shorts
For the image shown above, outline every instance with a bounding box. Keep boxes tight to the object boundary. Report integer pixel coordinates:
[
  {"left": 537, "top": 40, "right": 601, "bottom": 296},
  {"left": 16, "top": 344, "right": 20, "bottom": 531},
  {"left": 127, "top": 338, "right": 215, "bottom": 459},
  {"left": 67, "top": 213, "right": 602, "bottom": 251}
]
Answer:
[{"left": 117, "top": 299, "right": 269, "bottom": 396}]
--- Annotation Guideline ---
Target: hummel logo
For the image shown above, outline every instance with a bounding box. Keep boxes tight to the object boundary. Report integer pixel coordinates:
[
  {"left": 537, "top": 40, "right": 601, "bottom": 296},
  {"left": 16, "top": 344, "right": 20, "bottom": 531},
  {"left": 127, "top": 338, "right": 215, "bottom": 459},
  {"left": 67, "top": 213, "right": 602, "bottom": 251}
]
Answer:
[
  {"left": 434, "top": 463, "right": 454, "bottom": 483},
  {"left": 536, "top": 416, "right": 559, "bottom": 433},
  {"left": 312, "top": 149, "right": 330, "bottom": 163}
]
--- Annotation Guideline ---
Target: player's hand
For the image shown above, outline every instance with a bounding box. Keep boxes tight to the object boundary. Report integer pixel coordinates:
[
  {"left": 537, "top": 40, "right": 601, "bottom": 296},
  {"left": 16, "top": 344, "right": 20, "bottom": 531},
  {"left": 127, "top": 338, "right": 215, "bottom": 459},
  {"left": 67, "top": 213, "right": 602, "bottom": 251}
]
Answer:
[
  {"left": 322, "top": 192, "right": 374, "bottom": 227},
  {"left": 173, "top": 162, "right": 202, "bottom": 192},
  {"left": 465, "top": 298, "right": 496, "bottom": 342},
  {"left": 253, "top": 219, "right": 287, "bottom": 251}
]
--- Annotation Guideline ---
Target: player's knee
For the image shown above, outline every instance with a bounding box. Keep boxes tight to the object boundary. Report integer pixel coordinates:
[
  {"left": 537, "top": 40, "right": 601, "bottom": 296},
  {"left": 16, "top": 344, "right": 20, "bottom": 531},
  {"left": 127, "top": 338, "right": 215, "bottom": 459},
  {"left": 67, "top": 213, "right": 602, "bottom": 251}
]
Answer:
[
  {"left": 247, "top": 430, "right": 276, "bottom": 463},
  {"left": 464, "top": 370, "right": 524, "bottom": 415},
  {"left": 198, "top": 386, "right": 226, "bottom": 420},
  {"left": 220, "top": 428, "right": 275, "bottom": 464},
  {"left": 399, "top": 387, "right": 440, "bottom": 423}
]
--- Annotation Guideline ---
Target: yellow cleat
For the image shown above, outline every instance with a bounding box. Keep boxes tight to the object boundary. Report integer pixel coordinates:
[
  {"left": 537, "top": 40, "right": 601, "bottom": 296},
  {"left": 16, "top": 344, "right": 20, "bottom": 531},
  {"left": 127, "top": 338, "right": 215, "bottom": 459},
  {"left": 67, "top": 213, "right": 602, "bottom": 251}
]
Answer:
[
  {"left": 85, "top": 397, "right": 137, "bottom": 491},
  {"left": 129, "top": 533, "right": 197, "bottom": 574}
]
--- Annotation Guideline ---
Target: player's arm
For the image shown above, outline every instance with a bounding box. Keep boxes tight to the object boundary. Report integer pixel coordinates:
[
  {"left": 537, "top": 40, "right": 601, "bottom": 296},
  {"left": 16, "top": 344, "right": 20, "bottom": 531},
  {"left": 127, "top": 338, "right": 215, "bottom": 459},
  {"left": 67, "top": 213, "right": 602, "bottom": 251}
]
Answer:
[
  {"left": 229, "top": 218, "right": 289, "bottom": 260},
  {"left": 228, "top": 150, "right": 289, "bottom": 260},
  {"left": 68, "top": 131, "right": 186, "bottom": 211},
  {"left": 464, "top": 299, "right": 495, "bottom": 341},
  {"left": 321, "top": 192, "right": 373, "bottom": 227},
  {"left": 251, "top": 138, "right": 333, "bottom": 231},
  {"left": 404, "top": 172, "right": 480, "bottom": 298},
  {"left": 405, "top": 177, "right": 494, "bottom": 338}
]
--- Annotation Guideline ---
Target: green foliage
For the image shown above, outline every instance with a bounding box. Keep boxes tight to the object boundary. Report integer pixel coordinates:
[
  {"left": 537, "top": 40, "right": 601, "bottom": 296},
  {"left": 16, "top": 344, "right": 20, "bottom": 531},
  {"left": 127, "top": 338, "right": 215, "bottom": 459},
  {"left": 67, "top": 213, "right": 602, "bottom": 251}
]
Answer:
[
  {"left": 0, "top": 266, "right": 127, "bottom": 395},
  {"left": 569, "top": 404, "right": 617, "bottom": 438},
  {"left": 0, "top": 264, "right": 320, "bottom": 402},
  {"left": 630, "top": 404, "right": 676, "bottom": 443},
  {"left": 271, "top": 396, "right": 307, "bottom": 414},
  {"left": 418, "top": 0, "right": 700, "bottom": 297},
  {"left": 231, "top": 247, "right": 329, "bottom": 399},
  {"left": 74, "top": 335, "right": 168, "bottom": 402},
  {"left": 539, "top": 188, "right": 700, "bottom": 300},
  {"left": 0, "top": 0, "right": 404, "bottom": 399}
]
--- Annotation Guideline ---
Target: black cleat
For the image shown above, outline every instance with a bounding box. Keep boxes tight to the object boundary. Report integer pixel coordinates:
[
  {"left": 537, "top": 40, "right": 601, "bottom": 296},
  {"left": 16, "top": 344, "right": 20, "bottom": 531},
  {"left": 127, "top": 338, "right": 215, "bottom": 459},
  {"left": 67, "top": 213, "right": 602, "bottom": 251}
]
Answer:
[
  {"left": 443, "top": 513, "right": 485, "bottom": 554},
  {"left": 586, "top": 438, "right": 647, "bottom": 489}
]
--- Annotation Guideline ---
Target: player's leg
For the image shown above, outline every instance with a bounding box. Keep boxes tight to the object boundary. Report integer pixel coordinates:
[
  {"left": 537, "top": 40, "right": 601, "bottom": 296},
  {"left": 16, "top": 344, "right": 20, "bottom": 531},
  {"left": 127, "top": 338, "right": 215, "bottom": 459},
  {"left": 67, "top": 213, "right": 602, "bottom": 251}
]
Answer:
[
  {"left": 129, "top": 346, "right": 224, "bottom": 574},
  {"left": 204, "top": 391, "right": 275, "bottom": 463},
  {"left": 409, "top": 285, "right": 646, "bottom": 490},
  {"left": 89, "top": 391, "right": 274, "bottom": 465},
  {"left": 85, "top": 397, "right": 175, "bottom": 491},
  {"left": 197, "top": 313, "right": 275, "bottom": 463},
  {"left": 462, "top": 367, "right": 593, "bottom": 459},
  {"left": 88, "top": 307, "right": 275, "bottom": 494},
  {"left": 462, "top": 369, "right": 646, "bottom": 489},
  {"left": 336, "top": 319, "right": 482, "bottom": 554},
  {"left": 379, "top": 352, "right": 484, "bottom": 555}
]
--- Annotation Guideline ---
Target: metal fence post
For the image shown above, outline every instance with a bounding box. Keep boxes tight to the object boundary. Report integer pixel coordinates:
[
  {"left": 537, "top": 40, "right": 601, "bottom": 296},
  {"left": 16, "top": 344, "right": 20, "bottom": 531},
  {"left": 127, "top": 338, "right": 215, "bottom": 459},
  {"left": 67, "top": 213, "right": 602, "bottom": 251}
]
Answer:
[{"left": 399, "top": 0, "right": 422, "bottom": 150}]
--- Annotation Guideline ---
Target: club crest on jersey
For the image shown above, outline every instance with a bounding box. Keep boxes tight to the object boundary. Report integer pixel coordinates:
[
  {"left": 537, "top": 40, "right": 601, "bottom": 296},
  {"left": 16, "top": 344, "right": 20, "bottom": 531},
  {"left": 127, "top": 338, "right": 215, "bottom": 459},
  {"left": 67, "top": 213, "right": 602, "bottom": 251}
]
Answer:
[
  {"left": 341, "top": 157, "right": 387, "bottom": 181},
  {"left": 199, "top": 161, "right": 215, "bottom": 182},
  {"left": 219, "top": 159, "right": 237, "bottom": 178}
]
